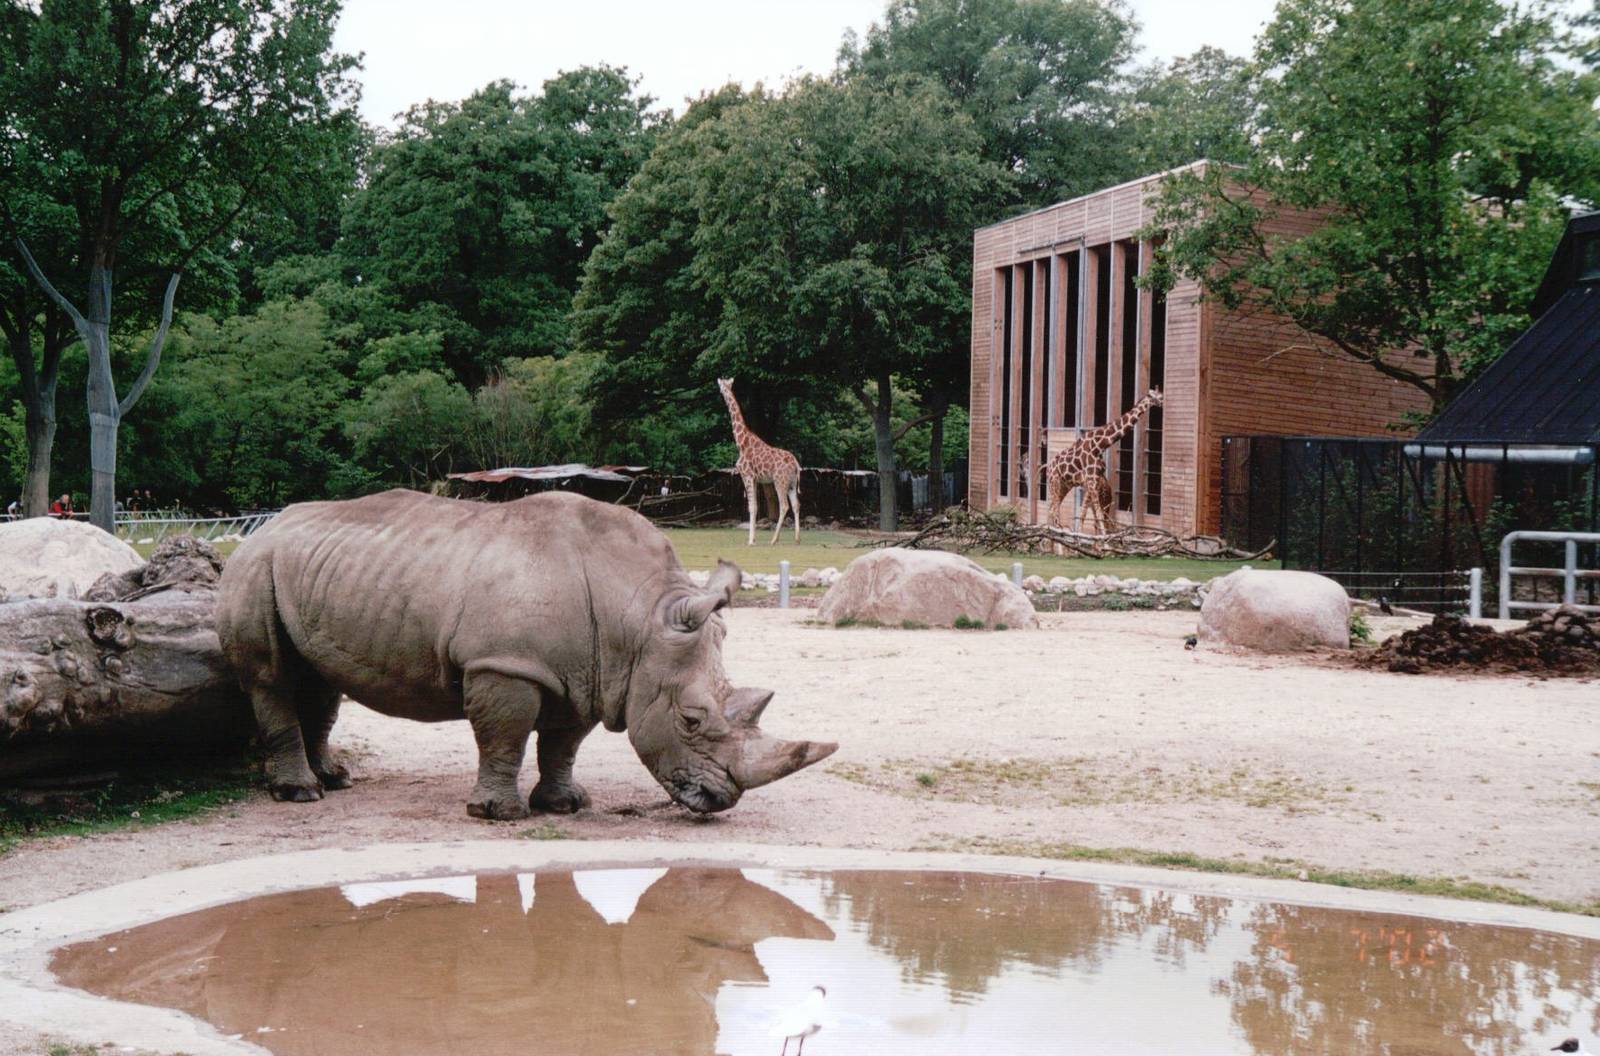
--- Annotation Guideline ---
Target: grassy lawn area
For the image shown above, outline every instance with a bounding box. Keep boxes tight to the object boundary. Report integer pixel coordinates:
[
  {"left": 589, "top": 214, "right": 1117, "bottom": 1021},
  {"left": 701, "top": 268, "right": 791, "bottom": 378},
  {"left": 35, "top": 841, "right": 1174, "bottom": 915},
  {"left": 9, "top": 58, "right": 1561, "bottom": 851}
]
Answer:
[
  {"left": 663, "top": 526, "right": 1261, "bottom": 582},
  {"left": 132, "top": 527, "right": 1259, "bottom": 583}
]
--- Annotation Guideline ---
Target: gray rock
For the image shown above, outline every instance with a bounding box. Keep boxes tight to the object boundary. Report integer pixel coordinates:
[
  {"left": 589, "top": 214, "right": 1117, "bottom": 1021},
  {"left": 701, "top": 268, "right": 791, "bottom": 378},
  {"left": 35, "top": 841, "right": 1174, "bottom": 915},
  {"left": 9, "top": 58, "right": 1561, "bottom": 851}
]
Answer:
[
  {"left": 1198, "top": 569, "right": 1350, "bottom": 652},
  {"left": 817, "top": 549, "right": 1037, "bottom": 629}
]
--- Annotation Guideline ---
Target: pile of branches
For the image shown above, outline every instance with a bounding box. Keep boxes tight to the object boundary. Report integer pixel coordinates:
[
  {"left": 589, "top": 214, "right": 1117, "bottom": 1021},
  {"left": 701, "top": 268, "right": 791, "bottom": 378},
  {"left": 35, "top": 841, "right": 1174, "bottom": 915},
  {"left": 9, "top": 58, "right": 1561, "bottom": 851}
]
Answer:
[{"left": 887, "top": 507, "right": 1274, "bottom": 560}]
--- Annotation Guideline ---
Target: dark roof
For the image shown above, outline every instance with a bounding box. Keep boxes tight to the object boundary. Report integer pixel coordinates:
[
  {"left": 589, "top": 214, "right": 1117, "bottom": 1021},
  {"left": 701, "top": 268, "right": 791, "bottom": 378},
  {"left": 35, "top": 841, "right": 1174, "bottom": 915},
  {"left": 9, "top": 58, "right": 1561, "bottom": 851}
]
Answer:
[{"left": 1417, "top": 215, "right": 1600, "bottom": 445}]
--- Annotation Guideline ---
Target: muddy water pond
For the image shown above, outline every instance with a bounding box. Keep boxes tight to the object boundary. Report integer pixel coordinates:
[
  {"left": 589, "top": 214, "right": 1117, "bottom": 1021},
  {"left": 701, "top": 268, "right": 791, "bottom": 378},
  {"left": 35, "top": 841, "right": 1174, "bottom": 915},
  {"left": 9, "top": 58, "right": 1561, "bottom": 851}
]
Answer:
[{"left": 52, "top": 868, "right": 1600, "bottom": 1056}]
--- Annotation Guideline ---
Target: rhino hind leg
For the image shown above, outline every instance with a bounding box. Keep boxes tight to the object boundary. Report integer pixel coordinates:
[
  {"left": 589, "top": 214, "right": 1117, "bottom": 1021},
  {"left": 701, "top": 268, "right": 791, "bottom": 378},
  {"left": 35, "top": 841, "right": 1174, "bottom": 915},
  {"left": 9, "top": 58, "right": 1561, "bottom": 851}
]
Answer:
[
  {"left": 529, "top": 723, "right": 595, "bottom": 814},
  {"left": 463, "top": 671, "right": 539, "bottom": 821},
  {"left": 297, "top": 682, "right": 351, "bottom": 790},
  {"left": 251, "top": 684, "right": 324, "bottom": 803}
]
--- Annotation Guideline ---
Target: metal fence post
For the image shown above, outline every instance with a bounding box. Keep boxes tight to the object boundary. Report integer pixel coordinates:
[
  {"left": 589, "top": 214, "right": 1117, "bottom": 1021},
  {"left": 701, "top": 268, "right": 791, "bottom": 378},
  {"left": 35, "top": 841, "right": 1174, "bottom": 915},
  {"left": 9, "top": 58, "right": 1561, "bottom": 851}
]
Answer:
[
  {"left": 1469, "top": 567, "right": 1482, "bottom": 620},
  {"left": 1499, "top": 534, "right": 1513, "bottom": 620},
  {"left": 1011, "top": 562, "right": 1023, "bottom": 587},
  {"left": 779, "top": 560, "right": 790, "bottom": 610},
  {"left": 1565, "top": 539, "right": 1578, "bottom": 605}
]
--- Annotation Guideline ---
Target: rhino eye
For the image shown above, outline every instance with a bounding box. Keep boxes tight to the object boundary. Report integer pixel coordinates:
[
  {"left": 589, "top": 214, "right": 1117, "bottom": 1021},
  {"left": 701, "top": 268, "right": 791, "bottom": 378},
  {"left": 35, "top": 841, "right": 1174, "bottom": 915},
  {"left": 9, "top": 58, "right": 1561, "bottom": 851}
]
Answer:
[{"left": 682, "top": 713, "right": 703, "bottom": 732}]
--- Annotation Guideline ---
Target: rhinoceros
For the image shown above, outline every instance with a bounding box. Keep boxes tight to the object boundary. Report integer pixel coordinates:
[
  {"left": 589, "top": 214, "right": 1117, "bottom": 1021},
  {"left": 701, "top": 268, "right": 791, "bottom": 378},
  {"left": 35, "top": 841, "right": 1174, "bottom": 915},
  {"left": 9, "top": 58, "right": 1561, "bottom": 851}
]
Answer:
[{"left": 215, "top": 490, "right": 836, "bottom": 818}]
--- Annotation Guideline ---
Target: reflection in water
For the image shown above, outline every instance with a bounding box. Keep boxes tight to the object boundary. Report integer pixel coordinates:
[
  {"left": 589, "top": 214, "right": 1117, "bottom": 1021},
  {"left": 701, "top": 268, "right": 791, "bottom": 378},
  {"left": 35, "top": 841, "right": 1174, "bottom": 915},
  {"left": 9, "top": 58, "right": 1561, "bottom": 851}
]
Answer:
[{"left": 51, "top": 869, "right": 1600, "bottom": 1056}]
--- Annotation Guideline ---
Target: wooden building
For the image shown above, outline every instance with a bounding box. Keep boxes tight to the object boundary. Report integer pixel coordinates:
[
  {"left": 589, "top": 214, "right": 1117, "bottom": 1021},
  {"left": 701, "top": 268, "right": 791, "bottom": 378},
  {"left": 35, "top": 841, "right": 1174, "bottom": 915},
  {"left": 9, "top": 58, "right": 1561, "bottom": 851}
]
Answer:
[{"left": 967, "top": 164, "right": 1429, "bottom": 536}]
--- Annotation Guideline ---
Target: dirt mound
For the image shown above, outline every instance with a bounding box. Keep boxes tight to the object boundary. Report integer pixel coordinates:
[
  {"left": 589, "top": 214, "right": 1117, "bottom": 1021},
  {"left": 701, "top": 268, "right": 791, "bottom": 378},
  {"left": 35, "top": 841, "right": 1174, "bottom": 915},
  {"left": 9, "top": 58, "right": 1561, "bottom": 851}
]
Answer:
[{"left": 1364, "top": 606, "right": 1600, "bottom": 675}]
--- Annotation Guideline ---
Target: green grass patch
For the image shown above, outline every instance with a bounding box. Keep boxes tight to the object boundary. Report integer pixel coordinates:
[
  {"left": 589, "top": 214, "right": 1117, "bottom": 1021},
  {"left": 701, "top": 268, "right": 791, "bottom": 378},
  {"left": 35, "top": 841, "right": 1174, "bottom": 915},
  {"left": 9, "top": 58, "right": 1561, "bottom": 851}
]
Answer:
[
  {"left": 936, "top": 836, "right": 1600, "bottom": 917},
  {"left": 0, "top": 756, "right": 259, "bottom": 852},
  {"left": 127, "top": 535, "right": 243, "bottom": 561},
  {"left": 519, "top": 821, "right": 571, "bottom": 840},
  {"left": 660, "top": 526, "right": 1260, "bottom": 582},
  {"left": 952, "top": 614, "right": 985, "bottom": 630}
]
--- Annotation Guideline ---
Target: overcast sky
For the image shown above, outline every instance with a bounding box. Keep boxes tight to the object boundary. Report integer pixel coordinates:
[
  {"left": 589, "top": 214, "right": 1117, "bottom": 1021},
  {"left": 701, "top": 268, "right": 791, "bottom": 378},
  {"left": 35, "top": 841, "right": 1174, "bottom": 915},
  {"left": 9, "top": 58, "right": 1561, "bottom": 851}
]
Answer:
[{"left": 334, "top": 0, "right": 1276, "bottom": 127}]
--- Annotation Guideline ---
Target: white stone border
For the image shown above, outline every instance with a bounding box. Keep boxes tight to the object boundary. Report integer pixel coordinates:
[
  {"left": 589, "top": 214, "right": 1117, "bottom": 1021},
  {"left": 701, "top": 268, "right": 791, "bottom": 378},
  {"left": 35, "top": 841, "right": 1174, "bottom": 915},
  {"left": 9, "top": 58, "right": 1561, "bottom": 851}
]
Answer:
[{"left": 3, "top": 840, "right": 1597, "bottom": 1054}]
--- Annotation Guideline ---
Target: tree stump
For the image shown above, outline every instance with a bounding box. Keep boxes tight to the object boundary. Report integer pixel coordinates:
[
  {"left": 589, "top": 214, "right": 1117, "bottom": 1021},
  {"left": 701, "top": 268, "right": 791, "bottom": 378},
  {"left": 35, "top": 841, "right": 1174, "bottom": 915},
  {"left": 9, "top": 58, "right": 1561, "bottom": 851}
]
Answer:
[{"left": 0, "top": 591, "right": 253, "bottom": 781}]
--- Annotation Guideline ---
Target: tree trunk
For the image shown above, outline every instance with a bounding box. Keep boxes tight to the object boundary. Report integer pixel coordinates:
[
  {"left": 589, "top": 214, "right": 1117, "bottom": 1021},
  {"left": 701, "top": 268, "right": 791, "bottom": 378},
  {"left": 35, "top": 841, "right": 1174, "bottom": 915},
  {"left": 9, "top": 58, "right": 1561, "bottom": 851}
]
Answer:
[
  {"left": 0, "top": 591, "right": 254, "bottom": 781},
  {"left": 870, "top": 373, "right": 898, "bottom": 532},
  {"left": 84, "top": 262, "right": 120, "bottom": 534},
  {"left": 22, "top": 398, "right": 55, "bottom": 519},
  {"left": 926, "top": 393, "right": 949, "bottom": 513}
]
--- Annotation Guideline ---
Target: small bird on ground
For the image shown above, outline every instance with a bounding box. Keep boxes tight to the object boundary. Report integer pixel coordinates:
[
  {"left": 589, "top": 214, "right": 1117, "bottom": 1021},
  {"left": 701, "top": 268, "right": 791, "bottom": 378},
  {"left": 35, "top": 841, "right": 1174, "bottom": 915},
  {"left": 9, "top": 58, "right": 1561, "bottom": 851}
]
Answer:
[
  {"left": 1377, "top": 595, "right": 1395, "bottom": 616},
  {"left": 770, "top": 985, "right": 826, "bottom": 1055},
  {"left": 1183, "top": 634, "right": 1198, "bottom": 650},
  {"left": 1552, "top": 1039, "right": 1595, "bottom": 1055}
]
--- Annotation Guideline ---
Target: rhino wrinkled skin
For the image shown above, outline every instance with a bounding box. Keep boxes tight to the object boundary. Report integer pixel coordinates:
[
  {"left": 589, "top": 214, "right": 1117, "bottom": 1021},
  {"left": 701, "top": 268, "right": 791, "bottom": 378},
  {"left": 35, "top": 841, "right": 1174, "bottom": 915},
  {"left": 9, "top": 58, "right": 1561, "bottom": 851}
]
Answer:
[{"left": 215, "top": 490, "right": 837, "bottom": 818}]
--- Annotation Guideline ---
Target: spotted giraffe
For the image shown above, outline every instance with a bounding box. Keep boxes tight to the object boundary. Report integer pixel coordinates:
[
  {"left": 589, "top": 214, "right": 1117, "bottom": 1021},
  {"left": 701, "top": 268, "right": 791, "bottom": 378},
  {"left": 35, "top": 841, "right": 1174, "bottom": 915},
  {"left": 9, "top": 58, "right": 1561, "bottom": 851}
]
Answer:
[
  {"left": 1082, "top": 470, "right": 1115, "bottom": 535},
  {"left": 717, "top": 378, "right": 801, "bottom": 545},
  {"left": 1044, "top": 389, "right": 1163, "bottom": 531}
]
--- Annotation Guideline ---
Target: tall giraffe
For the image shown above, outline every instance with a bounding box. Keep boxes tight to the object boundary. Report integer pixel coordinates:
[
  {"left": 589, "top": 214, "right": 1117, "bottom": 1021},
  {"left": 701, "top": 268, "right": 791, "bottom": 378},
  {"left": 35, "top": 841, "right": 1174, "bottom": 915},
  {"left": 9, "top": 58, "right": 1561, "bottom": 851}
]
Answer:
[
  {"left": 1044, "top": 388, "right": 1163, "bottom": 531},
  {"left": 717, "top": 378, "right": 801, "bottom": 545}
]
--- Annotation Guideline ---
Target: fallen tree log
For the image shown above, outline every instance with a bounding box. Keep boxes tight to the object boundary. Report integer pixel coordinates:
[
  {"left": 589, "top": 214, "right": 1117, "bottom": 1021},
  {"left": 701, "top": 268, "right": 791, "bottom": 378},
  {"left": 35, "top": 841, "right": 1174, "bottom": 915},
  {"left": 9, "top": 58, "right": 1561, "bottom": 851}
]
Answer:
[{"left": 0, "top": 590, "right": 254, "bottom": 781}]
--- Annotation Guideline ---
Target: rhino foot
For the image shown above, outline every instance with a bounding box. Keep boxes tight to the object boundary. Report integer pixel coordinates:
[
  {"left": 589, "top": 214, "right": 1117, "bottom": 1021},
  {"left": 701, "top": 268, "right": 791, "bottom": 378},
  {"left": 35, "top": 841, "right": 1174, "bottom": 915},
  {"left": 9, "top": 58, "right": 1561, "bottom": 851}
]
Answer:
[
  {"left": 313, "top": 762, "right": 353, "bottom": 790},
  {"left": 466, "top": 796, "right": 530, "bottom": 821},
  {"left": 268, "top": 780, "right": 324, "bottom": 803},
  {"left": 530, "top": 781, "right": 591, "bottom": 815}
]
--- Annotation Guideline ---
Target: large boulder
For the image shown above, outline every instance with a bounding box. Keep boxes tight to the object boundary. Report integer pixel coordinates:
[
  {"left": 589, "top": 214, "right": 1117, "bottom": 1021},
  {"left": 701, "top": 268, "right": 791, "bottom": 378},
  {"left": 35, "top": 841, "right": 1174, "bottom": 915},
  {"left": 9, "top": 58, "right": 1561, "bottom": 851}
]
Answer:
[
  {"left": 0, "top": 517, "right": 141, "bottom": 601},
  {"left": 1199, "top": 569, "right": 1350, "bottom": 652},
  {"left": 818, "top": 549, "right": 1037, "bottom": 629}
]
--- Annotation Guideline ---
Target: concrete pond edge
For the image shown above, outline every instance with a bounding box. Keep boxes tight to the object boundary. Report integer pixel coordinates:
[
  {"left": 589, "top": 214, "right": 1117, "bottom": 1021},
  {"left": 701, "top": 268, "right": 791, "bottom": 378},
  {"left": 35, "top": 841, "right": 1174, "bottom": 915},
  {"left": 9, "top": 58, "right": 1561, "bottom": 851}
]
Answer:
[{"left": 4, "top": 839, "right": 1599, "bottom": 1054}]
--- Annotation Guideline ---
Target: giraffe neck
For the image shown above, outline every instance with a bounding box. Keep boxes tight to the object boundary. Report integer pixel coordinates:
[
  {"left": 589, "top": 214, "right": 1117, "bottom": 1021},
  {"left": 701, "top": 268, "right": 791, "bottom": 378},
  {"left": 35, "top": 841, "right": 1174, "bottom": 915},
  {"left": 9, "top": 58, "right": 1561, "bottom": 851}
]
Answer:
[
  {"left": 1094, "top": 396, "right": 1156, "bottom": 452},
  {"left": 720, "top": 387, "right": 752, "bottom": 449}
]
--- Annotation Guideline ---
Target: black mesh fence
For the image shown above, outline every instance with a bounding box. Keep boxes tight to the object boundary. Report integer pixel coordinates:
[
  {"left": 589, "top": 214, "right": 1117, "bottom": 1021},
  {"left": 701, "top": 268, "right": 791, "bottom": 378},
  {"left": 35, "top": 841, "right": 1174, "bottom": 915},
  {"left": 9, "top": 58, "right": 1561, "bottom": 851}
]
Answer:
[{"left": 1221, "top": 436, "right": 1600, "bottom": 612}]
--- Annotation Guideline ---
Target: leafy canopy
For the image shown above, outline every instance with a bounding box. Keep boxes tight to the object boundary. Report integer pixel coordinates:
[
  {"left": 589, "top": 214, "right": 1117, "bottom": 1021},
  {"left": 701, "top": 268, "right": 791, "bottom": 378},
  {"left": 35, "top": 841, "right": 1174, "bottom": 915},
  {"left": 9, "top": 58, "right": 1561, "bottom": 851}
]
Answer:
[{"left": 1146, "top": 0, "right": 1600, "bottom": 413}]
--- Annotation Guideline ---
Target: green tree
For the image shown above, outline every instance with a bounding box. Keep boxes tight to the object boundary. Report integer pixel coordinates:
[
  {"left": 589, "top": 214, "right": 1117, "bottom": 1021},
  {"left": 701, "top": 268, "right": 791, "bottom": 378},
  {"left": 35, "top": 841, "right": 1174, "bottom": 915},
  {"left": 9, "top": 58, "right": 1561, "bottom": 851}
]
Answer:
[
  {"left": 1119, "top": 47, "right": 1253, "bottom": 174},
  {"left": 1146, "top": 0, "right": 1600, "bottom": 415},
  {"left": 838, "top": 0, "right": 1136, "bottom": 206},
  {"left": 689, "top": 77, "right": 999, "bottom": 529},
  {"left": 343, "top": 369, "right": 472, "bottom": 487},
  {"left": 2, "top": 0, "right": 359, "bottom": 530},
  {"left": 154, "top": 299, "right": 349, "bottom": 510},
  {"left": 339, "top": 69, "right": 664, "bottom": 388}
]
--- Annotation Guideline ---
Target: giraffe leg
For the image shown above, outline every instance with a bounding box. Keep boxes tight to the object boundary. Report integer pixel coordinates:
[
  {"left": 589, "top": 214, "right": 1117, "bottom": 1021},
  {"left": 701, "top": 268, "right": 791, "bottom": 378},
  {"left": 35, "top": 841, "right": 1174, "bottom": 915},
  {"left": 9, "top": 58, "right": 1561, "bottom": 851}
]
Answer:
[
  {"left": 744, "top": 476, "right": 758, "bottom": 546},
  {"left": 789, "top": 483, "right": 801, "bottom": 543},
  {"left": 770, "top": 485, "right": 788, "bottom": 546}
]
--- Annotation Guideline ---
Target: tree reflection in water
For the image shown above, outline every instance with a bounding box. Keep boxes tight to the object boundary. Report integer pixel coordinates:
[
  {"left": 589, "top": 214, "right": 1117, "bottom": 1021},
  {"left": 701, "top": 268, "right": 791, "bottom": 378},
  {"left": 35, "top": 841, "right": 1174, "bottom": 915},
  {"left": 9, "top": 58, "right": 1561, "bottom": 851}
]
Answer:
[
  {"left": 1222, "top": 902, "right": 1600, "bottom": 1056},
  {"left": 817, "top": 870, "right": 1230, "bottom": 999}
]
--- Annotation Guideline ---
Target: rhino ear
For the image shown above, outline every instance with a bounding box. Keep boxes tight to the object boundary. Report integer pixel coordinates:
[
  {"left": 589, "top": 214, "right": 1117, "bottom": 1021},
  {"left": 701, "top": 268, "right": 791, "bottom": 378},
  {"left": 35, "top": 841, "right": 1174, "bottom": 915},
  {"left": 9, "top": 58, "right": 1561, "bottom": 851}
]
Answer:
[
  {"left": 705, "top": 559, "right": 740, "bottom": 603},
  {"left": 667, "top": 560, "right": 741, "bottom": 633}
]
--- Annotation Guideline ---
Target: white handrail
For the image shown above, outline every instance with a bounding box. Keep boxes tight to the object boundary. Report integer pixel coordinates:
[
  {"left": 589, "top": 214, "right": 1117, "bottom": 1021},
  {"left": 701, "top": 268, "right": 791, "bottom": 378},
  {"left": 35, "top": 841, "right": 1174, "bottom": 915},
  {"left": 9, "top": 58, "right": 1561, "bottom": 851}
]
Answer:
[{"left": 1498, "top": 530, "right": 1600, "bottom": 619}]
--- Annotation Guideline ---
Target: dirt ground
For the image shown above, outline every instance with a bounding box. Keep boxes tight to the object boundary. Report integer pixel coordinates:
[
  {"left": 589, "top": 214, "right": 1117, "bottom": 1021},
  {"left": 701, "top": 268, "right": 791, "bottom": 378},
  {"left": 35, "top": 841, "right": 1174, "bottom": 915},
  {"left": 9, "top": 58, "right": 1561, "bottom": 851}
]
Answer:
[{"left": 2, "top": 609, "right": 1598, "bottom": 1051}]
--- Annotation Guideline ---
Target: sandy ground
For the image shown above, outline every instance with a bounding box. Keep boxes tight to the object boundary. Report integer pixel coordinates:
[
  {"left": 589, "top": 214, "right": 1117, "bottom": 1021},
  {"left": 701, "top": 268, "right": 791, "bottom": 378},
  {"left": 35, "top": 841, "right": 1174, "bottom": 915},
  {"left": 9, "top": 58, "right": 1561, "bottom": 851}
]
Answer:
[{"left": 2, "top": 609, "right": 1598, "bottom": 1051}]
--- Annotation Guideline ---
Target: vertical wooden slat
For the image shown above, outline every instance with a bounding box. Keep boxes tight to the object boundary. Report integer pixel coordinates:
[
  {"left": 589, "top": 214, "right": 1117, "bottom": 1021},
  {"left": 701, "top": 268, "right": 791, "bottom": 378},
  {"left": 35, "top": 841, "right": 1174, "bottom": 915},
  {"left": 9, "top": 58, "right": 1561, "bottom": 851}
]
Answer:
[
  {"left": 1105, "top": 243, "right": 1126, "bottom": 518},
  {"left": 1009, "top": 264, "right": 1025, "bottom": 503},
  {"left": 1134, "top": 239, "right": 1154, "bottom": 526},
  {"left": 1030, "top": 259, "right": 1047, "bottom": 522},
  {"left": 1080, "top": 247, "right": 1101, "bottom": 433}
]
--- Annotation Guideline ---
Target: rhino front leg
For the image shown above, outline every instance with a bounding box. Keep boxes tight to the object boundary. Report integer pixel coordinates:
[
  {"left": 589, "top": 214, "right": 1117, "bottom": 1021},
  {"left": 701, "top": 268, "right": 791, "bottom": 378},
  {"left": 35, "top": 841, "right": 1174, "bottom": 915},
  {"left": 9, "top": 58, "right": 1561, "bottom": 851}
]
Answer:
[
  {"left": 463, "top": 671, "right": 539, "bottom": 821},
  {"left": 251, "top": 685, "right": 323, "bottom": 802},
  {"left": 530, "top": 723, "right": 596, "bottom": 814}
]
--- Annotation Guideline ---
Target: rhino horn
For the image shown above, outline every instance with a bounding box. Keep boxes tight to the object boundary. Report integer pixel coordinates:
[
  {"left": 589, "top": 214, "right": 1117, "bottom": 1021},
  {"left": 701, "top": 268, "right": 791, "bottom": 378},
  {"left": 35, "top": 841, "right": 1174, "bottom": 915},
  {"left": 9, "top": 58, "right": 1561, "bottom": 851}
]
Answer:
[
  {"left": 724, "top": 686, "right": 773, "bottom": 726},
  {"left": 732, "top": 734, "right": 838, "bottom": 790}
]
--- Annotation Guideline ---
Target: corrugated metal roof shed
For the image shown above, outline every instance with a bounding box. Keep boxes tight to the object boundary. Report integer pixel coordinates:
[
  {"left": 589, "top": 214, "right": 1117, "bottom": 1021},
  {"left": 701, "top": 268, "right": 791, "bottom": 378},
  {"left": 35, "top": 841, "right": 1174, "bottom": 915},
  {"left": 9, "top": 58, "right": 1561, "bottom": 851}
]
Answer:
[{"left": 1418, "top": 214, "right": 1600, "bottom": 445}]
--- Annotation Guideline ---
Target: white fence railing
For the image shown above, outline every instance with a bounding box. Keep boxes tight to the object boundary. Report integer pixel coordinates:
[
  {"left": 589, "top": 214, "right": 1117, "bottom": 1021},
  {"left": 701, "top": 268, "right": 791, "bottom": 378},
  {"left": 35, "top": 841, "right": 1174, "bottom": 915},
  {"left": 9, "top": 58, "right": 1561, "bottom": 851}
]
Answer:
[
  {"left": 114, "top": 511, "right": 280, "bottom": 544},
  {"left": 1498, "top": 530, "right": 1600, "bottom": 619}
]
